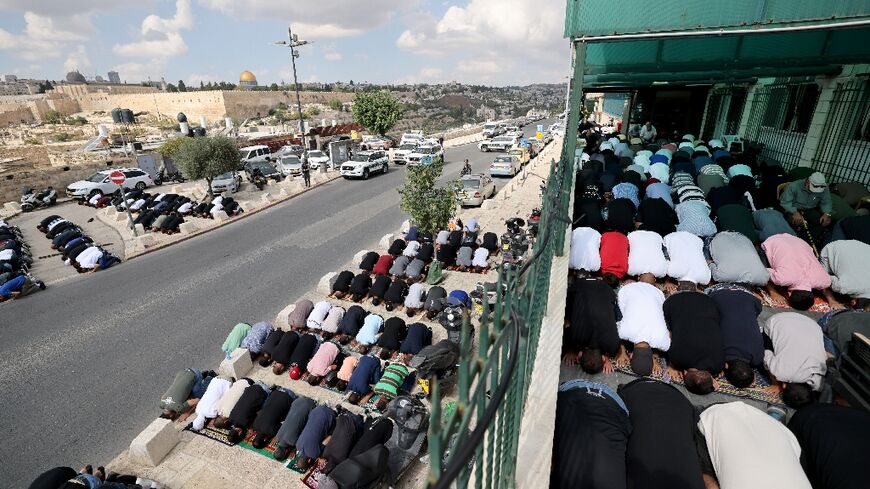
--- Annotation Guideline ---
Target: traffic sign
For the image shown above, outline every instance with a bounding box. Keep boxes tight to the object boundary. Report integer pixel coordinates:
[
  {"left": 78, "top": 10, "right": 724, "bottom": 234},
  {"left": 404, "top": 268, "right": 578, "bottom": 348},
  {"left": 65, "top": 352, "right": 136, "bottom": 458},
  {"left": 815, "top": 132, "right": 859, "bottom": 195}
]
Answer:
[
  {"left": 536, "top": 131, "right": 544, "bottom": 140},
  {"left": 109, "top": 170, "right": 126, "bottom": 185}
]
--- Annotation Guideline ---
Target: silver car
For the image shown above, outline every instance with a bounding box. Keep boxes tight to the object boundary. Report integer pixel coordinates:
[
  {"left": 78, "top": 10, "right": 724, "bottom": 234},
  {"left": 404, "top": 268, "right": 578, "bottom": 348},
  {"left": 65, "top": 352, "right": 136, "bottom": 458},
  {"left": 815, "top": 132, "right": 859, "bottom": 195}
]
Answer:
[
  {"left": 210, "top": 171, "right": 242, "bottom": 194},
  {"left": 489, "top": 155, "right": 521, "bottom": 177},
  {"left": 459, "top": 174, "right": 496, "bottom": 206}
]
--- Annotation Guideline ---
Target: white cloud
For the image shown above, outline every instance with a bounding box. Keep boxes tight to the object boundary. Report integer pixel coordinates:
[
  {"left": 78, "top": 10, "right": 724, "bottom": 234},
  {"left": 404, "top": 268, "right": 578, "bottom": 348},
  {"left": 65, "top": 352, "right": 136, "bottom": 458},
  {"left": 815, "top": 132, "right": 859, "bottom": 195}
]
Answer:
[
  {"left": 113, "top": 0, "right": 193, "bottom": 59},
  {"left": 396, "top": 0, "right": 568, "bottom": 84},
  {"left": 199, "top": 0, "right": 416, "bottom": 37},
  {"left": 187, "top": 73, "right": 223, "bottom": 85},
  {"left": 0, "top": 11, "right": 92, "bottom": 60},
  {"left": 322, "top": 43, "right": 343, "bottom": 62},
  {"left": 394, "top": 66, "right": 445, "bottom": 85},
  {"left": 64, "top": 46, "right": 93, "bottom": 74},
  {"left": 110, "top": 62, "right": 158, "bottom": 83}
]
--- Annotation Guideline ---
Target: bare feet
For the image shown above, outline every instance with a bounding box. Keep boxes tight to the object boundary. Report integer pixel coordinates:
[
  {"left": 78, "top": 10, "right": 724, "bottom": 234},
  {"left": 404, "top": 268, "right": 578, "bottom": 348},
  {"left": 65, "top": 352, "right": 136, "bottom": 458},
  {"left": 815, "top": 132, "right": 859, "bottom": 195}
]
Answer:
[
  {"left": 615, "top": 346, "right": 630, "bottom": 367},
  {"left": 652, "top": 359, "right": 663, "bottom": 377},
  {"left": 602, "top": 355, "right": 614, "bottom": 374},
  {"left": 562, "top": 351, "right": 581, "bottom": 366},
  {"left": 763, "top": 384, "right": 783, "bottom": 396},
  {"left": 666, "top": 366, "right": 683, "bottom": 382}
]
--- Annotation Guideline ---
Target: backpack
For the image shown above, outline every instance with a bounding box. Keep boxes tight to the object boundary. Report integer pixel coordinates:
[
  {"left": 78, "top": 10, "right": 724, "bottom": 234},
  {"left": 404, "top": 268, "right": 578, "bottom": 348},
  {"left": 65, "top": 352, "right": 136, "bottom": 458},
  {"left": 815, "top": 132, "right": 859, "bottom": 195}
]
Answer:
[{"left": 426, "top": 260, "right": 443, "bottom": 285}]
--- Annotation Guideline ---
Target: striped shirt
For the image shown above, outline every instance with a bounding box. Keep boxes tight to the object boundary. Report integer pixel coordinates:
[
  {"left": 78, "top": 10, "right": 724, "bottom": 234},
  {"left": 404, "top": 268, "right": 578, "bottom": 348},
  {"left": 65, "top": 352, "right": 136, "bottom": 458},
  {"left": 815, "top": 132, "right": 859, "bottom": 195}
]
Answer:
[{"left": 373, "top": 363, "right": 410, "bottom": 400}]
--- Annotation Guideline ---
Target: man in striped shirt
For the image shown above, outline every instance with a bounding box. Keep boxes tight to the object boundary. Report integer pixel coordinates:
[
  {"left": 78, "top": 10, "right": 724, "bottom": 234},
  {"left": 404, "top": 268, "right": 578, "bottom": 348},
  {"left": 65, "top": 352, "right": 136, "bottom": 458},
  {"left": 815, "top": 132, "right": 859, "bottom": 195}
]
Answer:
[{"left": 373, "top": 362, "right": 410, "bottom": 410}]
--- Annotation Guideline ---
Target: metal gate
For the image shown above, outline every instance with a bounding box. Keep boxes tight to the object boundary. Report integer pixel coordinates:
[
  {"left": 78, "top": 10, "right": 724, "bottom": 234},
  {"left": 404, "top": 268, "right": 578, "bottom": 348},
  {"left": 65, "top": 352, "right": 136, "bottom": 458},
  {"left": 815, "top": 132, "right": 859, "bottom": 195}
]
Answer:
[
  {"left": 744, "top": 82, "right": 820, "bottom": 170},
  {"left": 701, "top": 87, "right": 747, "bottom": 141},
  {"left": 811, "top": 79, "right": 870, "bottom": 184}
]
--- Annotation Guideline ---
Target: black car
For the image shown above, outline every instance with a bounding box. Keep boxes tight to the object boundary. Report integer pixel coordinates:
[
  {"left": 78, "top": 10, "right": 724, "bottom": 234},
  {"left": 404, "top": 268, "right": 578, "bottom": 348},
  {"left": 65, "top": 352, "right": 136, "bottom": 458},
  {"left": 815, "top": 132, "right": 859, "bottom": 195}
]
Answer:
[{"left": 244, "top": 161, "right": 282, "bottom": 182}]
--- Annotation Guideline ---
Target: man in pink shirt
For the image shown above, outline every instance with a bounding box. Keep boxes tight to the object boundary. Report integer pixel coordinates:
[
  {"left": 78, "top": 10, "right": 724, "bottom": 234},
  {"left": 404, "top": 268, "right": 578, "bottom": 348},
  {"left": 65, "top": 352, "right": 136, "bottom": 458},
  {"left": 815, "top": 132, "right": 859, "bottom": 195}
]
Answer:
[{"left": 762, "top": 233, "right": 832, "bottom": 310}]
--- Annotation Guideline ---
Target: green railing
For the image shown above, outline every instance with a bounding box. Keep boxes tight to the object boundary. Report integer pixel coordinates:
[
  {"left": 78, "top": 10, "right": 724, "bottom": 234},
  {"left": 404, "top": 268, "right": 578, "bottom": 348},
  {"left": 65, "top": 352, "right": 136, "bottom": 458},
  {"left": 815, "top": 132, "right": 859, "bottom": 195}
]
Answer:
[{"left": 426, "top": 152, "right": 573, "bottom": 489}]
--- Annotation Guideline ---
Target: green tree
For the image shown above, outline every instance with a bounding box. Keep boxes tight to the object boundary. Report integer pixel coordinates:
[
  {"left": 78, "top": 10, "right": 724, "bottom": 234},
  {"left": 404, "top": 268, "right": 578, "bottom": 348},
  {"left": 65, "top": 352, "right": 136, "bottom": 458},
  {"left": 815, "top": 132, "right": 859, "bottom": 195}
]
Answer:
[
  {"left": 156, "top": 136, "right": 187, "bottom": 157},
  {"left": 397, "top": 161, "right": 460, "bottom": 234},
  {"left": 304, "top": 106, "right": 321, "bottom": 118},
  {"left": 270, "top": 83, "right": 279, "bottom": 91},
  {"left": 352, "top": 90, "right": 404, "bottom": 136},
  {"left": 328, "top": 99, "right": 343, "bottom": 111},
  {"left": 43, "top": 110, "right": 63, "bottom": 124},
  {"left": 178, "top": 80, "right": 187, "bottom": 92},
  {"left": 166, "top": 83, "right": 178, "bottom": 93},
  {"left": 171, "top": 136, "right": 240, "bottom": 197}
]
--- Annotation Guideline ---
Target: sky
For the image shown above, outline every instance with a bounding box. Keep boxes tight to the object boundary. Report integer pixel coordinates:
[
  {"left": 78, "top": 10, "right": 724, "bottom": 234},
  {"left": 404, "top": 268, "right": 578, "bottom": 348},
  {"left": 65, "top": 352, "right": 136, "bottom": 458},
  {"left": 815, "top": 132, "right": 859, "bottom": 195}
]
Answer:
[{"left": 0, "top": 0, "right": 571, "bottom": 87}]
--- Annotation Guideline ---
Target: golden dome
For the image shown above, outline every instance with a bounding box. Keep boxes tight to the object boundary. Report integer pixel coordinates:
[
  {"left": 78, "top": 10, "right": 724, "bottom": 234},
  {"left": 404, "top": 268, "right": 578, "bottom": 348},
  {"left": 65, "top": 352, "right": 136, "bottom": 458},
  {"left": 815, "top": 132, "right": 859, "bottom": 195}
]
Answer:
[{"left": 239, "top": 70, "right": 257, "bottom": 82}]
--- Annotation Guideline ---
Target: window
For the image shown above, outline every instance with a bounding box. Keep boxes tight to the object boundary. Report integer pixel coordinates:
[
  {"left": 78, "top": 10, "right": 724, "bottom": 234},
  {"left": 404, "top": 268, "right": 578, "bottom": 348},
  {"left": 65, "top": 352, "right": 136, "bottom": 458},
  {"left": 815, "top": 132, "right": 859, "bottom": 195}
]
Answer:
[
  {"left": 852, "top": 80, "right": 870, "bottom": 142},
  {"left": 782, "top": 84, "right": 819, "bottom": 133},
  {"left": 124, "top": 170, "right": 145, "bottom": 178}
]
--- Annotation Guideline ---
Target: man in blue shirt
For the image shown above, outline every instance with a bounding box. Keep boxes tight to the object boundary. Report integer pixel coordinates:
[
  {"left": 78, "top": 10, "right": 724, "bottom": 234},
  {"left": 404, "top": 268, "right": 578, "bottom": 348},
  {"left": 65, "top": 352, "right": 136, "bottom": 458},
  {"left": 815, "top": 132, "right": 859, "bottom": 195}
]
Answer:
[
  {"left": 347, "top": 355, "right": 382, "bottom": 405},
  {"left": 0, "top": 274, "right": 44, "bottom": 301}
]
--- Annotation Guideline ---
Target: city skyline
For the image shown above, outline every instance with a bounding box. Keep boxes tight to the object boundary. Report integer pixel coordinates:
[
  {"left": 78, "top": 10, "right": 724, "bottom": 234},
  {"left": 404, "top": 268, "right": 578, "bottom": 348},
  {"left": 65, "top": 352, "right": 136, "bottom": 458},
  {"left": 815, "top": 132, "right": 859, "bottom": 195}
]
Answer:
[{"left": 0, "top": 0, "right": 569, "bottom": 87}]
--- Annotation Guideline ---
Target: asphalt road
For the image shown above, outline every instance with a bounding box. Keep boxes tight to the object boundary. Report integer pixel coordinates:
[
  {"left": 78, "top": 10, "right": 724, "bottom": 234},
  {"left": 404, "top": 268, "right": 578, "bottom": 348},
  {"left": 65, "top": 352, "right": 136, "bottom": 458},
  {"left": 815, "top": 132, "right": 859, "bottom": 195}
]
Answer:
[{"left": 0, "top": 120, "right": 553, "bottom": 486}]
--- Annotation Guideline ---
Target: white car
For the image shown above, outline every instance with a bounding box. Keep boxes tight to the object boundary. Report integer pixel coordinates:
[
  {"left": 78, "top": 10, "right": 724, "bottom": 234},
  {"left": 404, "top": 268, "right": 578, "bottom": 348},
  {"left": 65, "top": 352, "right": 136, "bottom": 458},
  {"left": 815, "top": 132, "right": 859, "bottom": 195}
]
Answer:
[
  {"left": 239, "top": 145, "right": 272, "bottom": 169},
  {"left": 478, "top": 135, "right": 519, "bottom": 152},
  {"left": 407, "top": 143, "right": 444, "bottom": 166},
  {"left": 276, "top": 155, "right": 303, "bottom": 176},
  {"left": 66, "top": 167, "right": 153, "bottom": 198},
  {"left": 459, "top": 174, "right": 496, "bottom": 207},
  {"left": 392, "top": 143, "right": 418, "bottom": 164},
  {"left": 210, "top": 171, "right": 242, "bottom": 194},
  {"left": 341, "top": 150, "right": 390, "bottom": 179},
  {"left": 481, "top": 122, "right": 500, "bottom": 138},
  {"left": 400, "top": 131, "right": 424, "bottom": 146},
  {"left": 489, "top": 155, "right": 521, "bottom": 177},
  {"left": 306, "top": 150, "right": 330, "bottom": 170}
]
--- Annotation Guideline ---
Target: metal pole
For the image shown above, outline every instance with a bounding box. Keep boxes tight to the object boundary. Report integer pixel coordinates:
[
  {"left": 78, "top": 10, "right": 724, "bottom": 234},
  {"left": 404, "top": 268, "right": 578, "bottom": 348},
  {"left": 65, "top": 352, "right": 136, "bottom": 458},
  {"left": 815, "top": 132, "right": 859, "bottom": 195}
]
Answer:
[
  {"left": 125, "top": 121, "right": 138, "bottom": 237},
  {"left": 290, "top": 40, "right": 305, "bottom": 135}
]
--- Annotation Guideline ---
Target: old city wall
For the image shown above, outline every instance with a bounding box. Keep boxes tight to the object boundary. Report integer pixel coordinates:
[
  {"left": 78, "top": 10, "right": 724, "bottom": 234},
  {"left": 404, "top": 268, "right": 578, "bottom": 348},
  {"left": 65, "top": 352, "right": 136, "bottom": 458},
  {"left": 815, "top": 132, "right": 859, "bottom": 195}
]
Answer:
[
  {"left": 77, "top": 91, "right": 228, "bottom": 124},
  {"left": 222, "top": 90, "right": 355, "bottom": 119},
  {"left": 0, "top": 106, "right": 36, "bottom": 125}
]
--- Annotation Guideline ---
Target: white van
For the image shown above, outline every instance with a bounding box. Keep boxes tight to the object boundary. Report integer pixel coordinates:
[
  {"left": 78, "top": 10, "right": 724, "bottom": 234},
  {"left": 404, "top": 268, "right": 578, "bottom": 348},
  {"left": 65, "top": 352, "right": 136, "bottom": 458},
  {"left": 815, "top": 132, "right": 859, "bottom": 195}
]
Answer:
[
  {"left": 239, "top": 145, "right": 272, "bottom": 169},
  {"left": 482, "top": 123, "right": 500, "bottom": 138}
]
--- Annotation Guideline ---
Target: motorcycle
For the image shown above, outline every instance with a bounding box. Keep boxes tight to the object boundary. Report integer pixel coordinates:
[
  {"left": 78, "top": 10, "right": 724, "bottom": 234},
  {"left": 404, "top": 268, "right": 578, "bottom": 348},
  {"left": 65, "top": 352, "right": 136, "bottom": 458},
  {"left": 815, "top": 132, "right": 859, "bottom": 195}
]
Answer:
[
  {"left": 411, "top": 339, "right": 460, "bottom": 397},
  {"left": 460, "top": 162, "right": 472, "bottom": 176},
  {"left": 153, "top": 169, "right": 185, "bottom": 185},
  {"left": 251, "top": 173, "right": 266, "bottom": 191},
  {"left": 383, "top": 396, "right": 430, "bottom": 485},
  {"left": 527, "top": 208, "right": 542, "bottom": 237},
  {"left": 21, "top": 187, "right": 57, "bottom": 212},
  {"left": 501, "top": 217, "right": 529, "bottom": 269}
]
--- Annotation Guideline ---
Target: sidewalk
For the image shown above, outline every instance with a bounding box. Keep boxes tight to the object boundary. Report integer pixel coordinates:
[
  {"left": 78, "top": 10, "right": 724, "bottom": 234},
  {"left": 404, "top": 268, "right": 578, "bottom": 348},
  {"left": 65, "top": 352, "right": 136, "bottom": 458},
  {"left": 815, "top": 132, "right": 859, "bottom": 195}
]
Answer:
[{"left": 101, "top": 138, "right": 563, "bottom": 489}]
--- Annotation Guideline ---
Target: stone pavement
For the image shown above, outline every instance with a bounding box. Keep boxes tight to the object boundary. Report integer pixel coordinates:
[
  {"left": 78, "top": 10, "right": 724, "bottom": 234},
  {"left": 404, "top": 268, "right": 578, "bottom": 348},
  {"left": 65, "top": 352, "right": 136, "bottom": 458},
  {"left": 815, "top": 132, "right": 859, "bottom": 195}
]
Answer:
[{"left": 101, "top": 139, "right": 562, "bottom": 489}]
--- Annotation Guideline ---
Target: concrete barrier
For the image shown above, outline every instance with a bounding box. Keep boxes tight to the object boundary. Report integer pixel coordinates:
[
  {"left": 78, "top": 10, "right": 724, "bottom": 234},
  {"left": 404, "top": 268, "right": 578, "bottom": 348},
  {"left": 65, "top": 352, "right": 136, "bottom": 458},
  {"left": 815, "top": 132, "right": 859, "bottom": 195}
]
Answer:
[
  {"left": 481, "top": 199, "right": 495, "bottom": 210},
  {"left": 179, "top": 221, "right": 198, "bottom": 234},
  {"left": 400, "top": 220, "right": 411, "bottom": 234},
  {"left": 378, "top": 233, "right": 395, "bottom": 251},
  {"left": 219, "top": 347, "right": 253, "bottom": 379},
  {"left": 317, "top": 272, "right": 337, "bottom": 296},
  {"left": 114, "top": 211, "right": 129, "bottom": 223},
  {"left": 128, "top": 418, "right": 180, "bottom": 467},
  {"left": 275, "top": 303, "right": 296, "bottom": 331},
  {"left": 133, "top": 223, "right": 146, "bottom": 236},
  {"left": 353, "top": 249, "right": 370, "bottom": 264},
  {"left": 239, "top": 201, "right": 256, "bottom": 212},
  {"left": 212, "top": 210, "right": 230, "bottom": 222},
  {"left": 261, "top": 193, "right": 275, "bottom": 203},
  {"left": 4, "top": 201, "right": 21, "bottom": 213}
]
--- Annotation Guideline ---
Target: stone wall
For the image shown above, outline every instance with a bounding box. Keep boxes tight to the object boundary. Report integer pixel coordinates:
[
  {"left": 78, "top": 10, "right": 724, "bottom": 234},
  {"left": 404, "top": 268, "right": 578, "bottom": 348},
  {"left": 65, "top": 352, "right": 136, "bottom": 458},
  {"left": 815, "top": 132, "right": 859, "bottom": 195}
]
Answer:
[
  {"left": 77, "top": 91, "right": 228, "bottom": 123},
  {"left": 222, "top": 90, "right": 355, "bottom": 119},
  {"left": 0, "top": 157, "right": 133, "bottom": 203},
  {"left": 0, "top": 106, "right": 35, "bottom": 126}
]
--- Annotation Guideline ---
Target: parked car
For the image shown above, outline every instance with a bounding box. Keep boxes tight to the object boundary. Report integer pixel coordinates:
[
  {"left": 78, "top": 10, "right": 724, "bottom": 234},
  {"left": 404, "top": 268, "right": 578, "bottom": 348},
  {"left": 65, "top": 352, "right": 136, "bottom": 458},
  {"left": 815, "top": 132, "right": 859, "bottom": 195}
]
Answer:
[
  {"left": 459, "top": 174, "right": 496, "bottom": 207},
  {"left": 489, "top": 155, "right": 521, "bottom": 177},
  {"left": 66, "top": 167, "right": 153, "bottom": 198},
  {"left": 239, "top": 145, "right": 272, "bottom": 169},
  {"left": 400, "top": 131, "right": 425, "bottom": 146},
  {"left": 210, "top": 171, "right": 242, "bottom": 194},
  {"left": 340, "top": 150, "right": 389, "bottom": 179},
  {"left": 508, "top": 146, "right": 531, "bottom": 165},
  {"left": 361, "top": 136, "right": 394, "bottom": 150},
  {"left": 392, "top": 143, "right": 418, "bottom": 165},
  {"left": 478, "top": 135, "right": 519, "bottom": 152},
  {"left": 481, "top": 122, "right": 501, "bottom": 138},
  {"left": 407, "top": 143, "right": 444, "bottom": 166},
  {"left": 244, "top": 160, "right": 282, "bottom": 182},
  {"left": 276, "top": 155, "right": 303, "bottom": 176},
  {"left": 276, "top": 144, "right": 305, "bottom": 158},
  {"left": 306, "top": 150, "right": 330, "bottom": 170}
]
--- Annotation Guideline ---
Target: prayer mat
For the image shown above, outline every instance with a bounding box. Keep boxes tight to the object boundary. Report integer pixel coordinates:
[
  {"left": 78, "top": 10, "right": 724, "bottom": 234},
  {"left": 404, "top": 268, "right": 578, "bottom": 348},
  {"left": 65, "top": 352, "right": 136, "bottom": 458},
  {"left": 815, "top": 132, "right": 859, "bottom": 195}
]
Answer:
[
  {"left": 611, "top": 356, "right": 786, "bottom": 407},
  {"left": 182, "top": 422, "right": 235, "bottom": 446},
  {"left": 238, "top": 432, "right": 307, "bottom": 473},
  {"left": 759, "top": 289, "right": 832, "bottom": 313},
  {"left": 300, "top": 459, "right": 329, "bottom": 489}
]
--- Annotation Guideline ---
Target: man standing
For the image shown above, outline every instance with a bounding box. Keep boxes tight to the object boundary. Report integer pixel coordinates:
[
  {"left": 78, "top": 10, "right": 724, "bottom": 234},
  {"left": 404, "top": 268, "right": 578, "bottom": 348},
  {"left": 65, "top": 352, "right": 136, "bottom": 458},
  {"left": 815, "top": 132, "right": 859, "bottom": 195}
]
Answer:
[
  {"left": 779, "top": 171, "right": 832, "bottom": 245},
  {"left": 301, "top": 154, "right": 311, "bottom": 188}
]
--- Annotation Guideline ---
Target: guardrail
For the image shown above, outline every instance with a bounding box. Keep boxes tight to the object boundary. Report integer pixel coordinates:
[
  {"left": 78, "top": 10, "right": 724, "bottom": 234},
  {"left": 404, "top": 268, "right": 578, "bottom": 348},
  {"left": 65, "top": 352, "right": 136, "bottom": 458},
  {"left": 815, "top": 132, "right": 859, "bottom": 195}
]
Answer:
[{"left": 426, "top": 151, "right": 572, "bottom": 489}]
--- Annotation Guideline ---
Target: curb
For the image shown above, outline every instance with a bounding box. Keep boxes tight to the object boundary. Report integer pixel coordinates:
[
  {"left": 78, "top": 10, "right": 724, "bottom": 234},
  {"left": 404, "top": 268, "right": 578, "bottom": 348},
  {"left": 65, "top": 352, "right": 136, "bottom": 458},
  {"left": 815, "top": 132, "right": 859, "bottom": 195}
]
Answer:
[{"left": 123, "top": 174, "right": 342, "bottom": 261}]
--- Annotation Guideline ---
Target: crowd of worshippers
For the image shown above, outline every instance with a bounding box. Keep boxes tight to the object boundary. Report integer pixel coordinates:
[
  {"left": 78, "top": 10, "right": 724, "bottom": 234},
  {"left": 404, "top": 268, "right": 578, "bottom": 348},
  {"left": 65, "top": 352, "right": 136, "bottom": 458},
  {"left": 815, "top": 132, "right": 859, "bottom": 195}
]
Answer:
[
  {"left": 37, "top": 215, "right": 121, "bottom": 273},
  {"left": 551, "top": 378, "right": 869, "bottom": 489},
  {"left": 29, "top": 465, "right": 162, "bottom": 489},
  {"left": 154, "top": 367, "right": 415, "bottom": 481},
  {"left": 0, "top": 219, "right": 45, "bottom": 301},
  {"left": 79, "top": 188, "right": 243, "bottom": 234},
  {"left": 562, "top": 132, "right": 870, "bottom": 409}
]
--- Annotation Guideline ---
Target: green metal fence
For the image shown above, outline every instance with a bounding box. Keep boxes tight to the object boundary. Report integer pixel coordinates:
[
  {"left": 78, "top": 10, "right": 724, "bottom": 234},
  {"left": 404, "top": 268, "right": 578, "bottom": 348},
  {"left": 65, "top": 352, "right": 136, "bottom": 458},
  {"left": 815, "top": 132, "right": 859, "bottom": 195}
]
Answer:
[
  {"left": 811, "top": 79, "right": 870, "bottom": 184},
  {"left": 744, "top": 81, "right": 820, "bottom": 170},
  {"left": 426, "top": 152, "right": 573, "bottom": 489}
]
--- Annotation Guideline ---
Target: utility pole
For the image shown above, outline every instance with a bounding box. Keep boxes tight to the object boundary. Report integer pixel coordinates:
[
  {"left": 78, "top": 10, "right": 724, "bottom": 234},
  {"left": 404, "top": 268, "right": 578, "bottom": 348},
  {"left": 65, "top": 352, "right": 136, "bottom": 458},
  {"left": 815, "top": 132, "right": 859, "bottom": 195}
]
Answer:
[{"left": 274, "top": 29, "right": 311, "bottom": 138}]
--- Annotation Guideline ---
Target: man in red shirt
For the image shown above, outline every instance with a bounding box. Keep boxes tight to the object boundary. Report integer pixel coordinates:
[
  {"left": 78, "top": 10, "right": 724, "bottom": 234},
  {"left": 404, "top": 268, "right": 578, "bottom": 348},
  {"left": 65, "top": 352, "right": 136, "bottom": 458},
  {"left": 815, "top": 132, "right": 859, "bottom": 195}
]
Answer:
[{"left": 600, "top": 231, "right": 629, "bottom": 288}]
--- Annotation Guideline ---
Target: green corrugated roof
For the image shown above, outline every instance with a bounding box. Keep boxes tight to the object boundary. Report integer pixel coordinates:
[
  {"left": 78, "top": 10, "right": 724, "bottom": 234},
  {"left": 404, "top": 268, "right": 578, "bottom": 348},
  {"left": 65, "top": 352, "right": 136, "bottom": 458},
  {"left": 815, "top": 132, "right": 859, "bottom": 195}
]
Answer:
[
  {"left": 565, "top": 0, "right": 870, "bottom": 38},
  {"left": 564, "top": 0, "right": 870, "bottom": 89}
]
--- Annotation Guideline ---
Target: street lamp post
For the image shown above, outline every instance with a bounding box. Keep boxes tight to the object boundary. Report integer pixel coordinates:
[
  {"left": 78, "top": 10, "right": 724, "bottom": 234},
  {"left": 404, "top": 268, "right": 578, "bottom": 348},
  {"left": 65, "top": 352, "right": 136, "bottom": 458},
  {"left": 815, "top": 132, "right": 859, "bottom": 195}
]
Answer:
[{"left": 274, "top": 28, "right": 311, "bottom": 146}]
